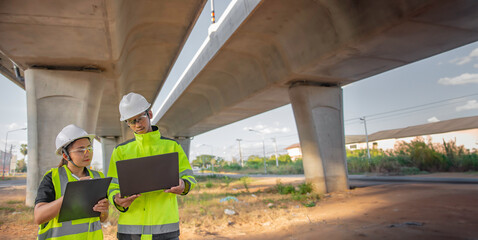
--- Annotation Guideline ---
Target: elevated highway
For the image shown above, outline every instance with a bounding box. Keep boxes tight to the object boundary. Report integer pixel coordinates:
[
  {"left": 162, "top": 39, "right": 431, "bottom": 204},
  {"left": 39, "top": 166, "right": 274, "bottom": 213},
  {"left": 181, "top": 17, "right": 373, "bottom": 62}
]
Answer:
[
  {"left": 154, "top": 0, "right": 478, "bottom": 194},
  {"left": 156, "top": 0, "right": 478, "bottom": 137}
]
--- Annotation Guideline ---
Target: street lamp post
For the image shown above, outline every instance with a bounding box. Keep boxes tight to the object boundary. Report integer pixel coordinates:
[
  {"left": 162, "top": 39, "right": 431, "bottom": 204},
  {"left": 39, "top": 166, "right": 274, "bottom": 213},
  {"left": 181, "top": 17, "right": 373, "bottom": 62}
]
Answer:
[
  {"left": 249, "top": 129, "right": 267, "bottom": 174},
  {"left": 3, "top": 127, "right": 27, "bottom": 180}
]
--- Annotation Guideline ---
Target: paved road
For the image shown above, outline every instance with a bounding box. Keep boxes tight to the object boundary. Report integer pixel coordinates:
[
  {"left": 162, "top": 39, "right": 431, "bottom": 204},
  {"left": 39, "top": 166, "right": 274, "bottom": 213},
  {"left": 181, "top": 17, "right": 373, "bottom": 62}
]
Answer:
[
  {"left": 194, "top": 172, "right": 478, "bottom": 187},
  {"left": 0, "top": 178, "right": 26, "bottom": 188},
  {"left": 2, "top": 174, "right": 477, "bottom": 189}
]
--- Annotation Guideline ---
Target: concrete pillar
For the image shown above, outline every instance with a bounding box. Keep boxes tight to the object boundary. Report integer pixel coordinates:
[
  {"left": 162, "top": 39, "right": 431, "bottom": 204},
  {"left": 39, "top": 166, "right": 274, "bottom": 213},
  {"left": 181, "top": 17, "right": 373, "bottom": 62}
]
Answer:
[
  {"left": 289, "top": 83, "right": 348, "bottom": 194},
  {"left": 100, "top": 136, "right": 119, "bottom": 176},
  {"left": 175, "top": 137, "right": 191, "bottom": 160},
  {"left": 25, "top": 69, "right": 105, "bottom": 206}
]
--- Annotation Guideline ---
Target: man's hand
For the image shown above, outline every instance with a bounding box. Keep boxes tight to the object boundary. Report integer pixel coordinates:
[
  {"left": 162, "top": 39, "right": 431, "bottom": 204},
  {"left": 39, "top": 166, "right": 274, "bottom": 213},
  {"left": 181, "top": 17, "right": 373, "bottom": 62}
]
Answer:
[
  {"left": 114, "top": 193, "right": 140, "bottom": 208},
  {"left": 164, "top": 178, "right": 185, "bottom": 195},
  {"left": 93, "top": 198, "right": 109, "bottom": 213}
]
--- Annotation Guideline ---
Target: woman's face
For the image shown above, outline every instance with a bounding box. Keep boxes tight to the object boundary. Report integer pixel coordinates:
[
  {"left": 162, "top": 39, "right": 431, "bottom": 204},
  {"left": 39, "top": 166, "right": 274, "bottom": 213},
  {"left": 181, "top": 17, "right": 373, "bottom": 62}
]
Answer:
[{"left": 67, "top": 138, "right": 93, "bottom": 168}]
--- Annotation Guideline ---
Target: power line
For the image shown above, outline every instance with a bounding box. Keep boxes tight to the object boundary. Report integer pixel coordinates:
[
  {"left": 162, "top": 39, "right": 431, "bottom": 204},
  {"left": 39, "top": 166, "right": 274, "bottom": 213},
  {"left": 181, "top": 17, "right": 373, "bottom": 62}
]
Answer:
[{"left": 345, "top": 93, "right": 478, "bottom": 123}]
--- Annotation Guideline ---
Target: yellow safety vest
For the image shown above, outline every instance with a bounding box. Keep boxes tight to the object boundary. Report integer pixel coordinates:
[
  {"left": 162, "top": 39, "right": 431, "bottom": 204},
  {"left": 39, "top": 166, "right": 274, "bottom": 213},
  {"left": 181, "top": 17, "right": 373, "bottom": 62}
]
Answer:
[
  {"left": 37, "top": 165, "right": 104, "bottom": 240},
  {"left": 107, "top": 126, "right": 196, "bottom": 240}
]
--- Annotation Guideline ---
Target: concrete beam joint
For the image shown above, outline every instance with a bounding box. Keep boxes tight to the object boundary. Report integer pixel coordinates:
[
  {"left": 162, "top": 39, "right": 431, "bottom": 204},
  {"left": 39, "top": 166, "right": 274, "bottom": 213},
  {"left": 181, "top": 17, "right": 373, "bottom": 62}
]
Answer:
[
  {"left": 174, "top": 136, "right": 193, "bottom": 140},
  {"left": 289, "top": 80, "right": 339, "bottom": 89},
  {"left": 29, "top": 65, "right": 103, "bottom": 72}
]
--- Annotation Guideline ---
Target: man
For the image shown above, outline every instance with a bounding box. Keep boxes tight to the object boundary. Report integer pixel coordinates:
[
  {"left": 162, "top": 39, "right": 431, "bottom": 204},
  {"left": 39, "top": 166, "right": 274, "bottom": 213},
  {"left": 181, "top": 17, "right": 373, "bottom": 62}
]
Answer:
[{"left": 107, "top": 92, "right": 196, "bottom": 240}]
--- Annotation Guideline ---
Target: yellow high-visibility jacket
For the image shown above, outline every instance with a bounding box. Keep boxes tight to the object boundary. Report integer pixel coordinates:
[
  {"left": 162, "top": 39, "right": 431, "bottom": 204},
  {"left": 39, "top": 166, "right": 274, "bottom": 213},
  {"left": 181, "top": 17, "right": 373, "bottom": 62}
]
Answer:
[
  {"left": 37, "top": 165, "right": 104, "bottom": 240},
  {"left": 107, "top": 126, "right": 196, "bottom": 238}
]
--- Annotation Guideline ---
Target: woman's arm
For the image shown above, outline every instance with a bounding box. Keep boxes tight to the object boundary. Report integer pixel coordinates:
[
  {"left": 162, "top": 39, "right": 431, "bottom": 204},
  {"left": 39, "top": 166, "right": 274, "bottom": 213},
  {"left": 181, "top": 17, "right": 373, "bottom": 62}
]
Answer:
[{"left": 33, "top": 197, "right": 63, "bottom": 225}]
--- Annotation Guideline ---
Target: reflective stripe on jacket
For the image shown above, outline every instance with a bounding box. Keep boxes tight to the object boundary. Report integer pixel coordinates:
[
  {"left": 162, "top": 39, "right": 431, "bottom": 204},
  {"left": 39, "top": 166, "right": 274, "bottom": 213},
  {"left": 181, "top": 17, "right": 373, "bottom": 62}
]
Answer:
[
  {"left": 37, "top": 165, "right": 104, "bottom": 240},
  {"left": 107, "top": 126, "right": 196, "bottom": 237}
]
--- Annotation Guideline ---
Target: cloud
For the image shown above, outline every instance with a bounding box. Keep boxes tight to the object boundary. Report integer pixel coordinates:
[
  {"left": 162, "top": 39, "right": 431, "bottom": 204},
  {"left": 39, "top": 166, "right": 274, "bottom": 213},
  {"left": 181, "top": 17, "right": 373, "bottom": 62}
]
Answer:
[
  {"left": 244, "top": 124, "right": 291, "bottom": 135},
  {"left": 449, "top": 48, "right": 478, "bottom": 65},
  {"left": 7, "top": 122, "right": 21, "bottom": 130},
  {"left": 474, "top": 63, "right": 478, "bottom": 69},
  {"left": 438, "top": 73, "right": 478, "bottom": 85},
  {"left": 456, "top": 100, "right": 478, "bottom": 112},
  {"left": 427, "top": 117, "right": 439, "bottom": 123}
]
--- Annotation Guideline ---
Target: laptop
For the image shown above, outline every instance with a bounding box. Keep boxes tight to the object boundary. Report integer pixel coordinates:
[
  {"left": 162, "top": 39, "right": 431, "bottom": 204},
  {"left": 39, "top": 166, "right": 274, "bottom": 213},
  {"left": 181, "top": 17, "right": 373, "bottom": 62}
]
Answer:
[
  {"left": 116, "top": 152, "right": 179, "bottom": 196},
  {"left": 58, "top": 177, "right": 112, "bottom": 222}
]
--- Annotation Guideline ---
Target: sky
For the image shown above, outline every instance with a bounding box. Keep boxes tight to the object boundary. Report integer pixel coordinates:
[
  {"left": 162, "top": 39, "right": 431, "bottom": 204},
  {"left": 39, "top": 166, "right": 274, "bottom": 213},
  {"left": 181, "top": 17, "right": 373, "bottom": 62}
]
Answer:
[{"left": 1, "top": 0, "right": 478, "bottom": 169}]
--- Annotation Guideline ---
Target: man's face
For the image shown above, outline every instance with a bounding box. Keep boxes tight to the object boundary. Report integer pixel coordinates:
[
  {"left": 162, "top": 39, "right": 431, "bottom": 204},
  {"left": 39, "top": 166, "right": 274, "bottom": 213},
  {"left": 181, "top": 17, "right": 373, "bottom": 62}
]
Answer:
[{"left": 126, "top": 110, "right": 152, "bottom": 134}]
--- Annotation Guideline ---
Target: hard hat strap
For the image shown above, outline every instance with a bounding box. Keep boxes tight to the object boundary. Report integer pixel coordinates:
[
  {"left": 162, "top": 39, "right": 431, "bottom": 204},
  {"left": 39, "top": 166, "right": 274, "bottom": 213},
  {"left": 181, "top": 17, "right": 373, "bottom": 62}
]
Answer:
[{"left": 62, "top": 148, "right": 80, "bottom": 168}]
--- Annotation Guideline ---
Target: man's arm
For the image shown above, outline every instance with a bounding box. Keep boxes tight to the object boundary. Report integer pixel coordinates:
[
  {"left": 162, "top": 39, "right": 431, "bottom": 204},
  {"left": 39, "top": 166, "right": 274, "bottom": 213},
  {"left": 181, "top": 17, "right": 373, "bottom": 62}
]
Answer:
[
  {"left": 176, "top": 142, "right": 196, "bottom": 195},
  {"left": 107, "top": 148, "right": 131, "bottom": 212}
]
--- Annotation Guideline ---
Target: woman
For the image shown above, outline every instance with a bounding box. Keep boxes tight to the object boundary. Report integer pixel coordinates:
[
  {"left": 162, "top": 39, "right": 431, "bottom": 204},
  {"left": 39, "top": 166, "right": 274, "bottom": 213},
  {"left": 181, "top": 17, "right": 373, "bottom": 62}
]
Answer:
[{"left": 34, "top": 124, "right": 109, "bottom": 240}]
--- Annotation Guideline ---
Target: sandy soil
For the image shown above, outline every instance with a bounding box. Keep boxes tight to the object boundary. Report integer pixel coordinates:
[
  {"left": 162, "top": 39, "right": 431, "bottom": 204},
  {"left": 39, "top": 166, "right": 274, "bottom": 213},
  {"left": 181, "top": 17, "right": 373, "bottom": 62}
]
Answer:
[
  {"left": 0, "top": 174, "right": 477, "bottom": 240},
  {"left": 178, "top": 183, "right": 478, "bottom": 240}
]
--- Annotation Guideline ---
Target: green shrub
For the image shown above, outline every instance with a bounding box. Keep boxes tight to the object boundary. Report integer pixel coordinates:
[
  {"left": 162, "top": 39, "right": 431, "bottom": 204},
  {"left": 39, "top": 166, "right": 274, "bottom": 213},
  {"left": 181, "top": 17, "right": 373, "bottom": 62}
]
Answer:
[
  {"left": 240, "top": 177, "right": 251, "bottom": 192},
  {"left": 347, "top": 137, "right": 477, "bottom": 174},
  {"left": 297, "top": 182, "right": 313, "bottom": 195}
]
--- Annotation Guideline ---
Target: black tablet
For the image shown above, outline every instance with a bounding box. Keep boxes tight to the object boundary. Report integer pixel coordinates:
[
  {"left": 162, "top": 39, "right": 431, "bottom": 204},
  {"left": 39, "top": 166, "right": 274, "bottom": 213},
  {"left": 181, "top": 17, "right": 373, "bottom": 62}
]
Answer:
[
  {"left": 116, "top": 152, "right": 179, "bottom": 196},
  {"left": 58, "top": 177, "right": 112, "bottom": 222}
]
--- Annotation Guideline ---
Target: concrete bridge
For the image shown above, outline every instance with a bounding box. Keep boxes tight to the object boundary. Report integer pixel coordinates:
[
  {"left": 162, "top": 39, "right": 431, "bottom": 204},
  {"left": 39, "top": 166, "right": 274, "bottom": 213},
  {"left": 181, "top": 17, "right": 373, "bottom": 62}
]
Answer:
[{"left": 1, "top": 0, "right": 477, "bottom": 206}]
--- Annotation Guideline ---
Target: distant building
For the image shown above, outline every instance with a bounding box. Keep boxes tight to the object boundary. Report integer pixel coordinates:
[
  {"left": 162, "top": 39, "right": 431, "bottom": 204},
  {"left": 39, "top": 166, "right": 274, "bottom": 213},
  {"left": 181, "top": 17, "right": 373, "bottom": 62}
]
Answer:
[
  {"left": 9, "top": 155, "right": 17, "bottom": 174},
  {"left": 0, "top": 150, "right": 12, "bottom": 175},
  {"left": 285, "top": 143, "right": 302, "bottom": 160},
  {"left": 285, "top": 116, "right": 478, "bottom": 158},
  {"left": 346, "top": 116, "right": 478, "bottom": 151}
]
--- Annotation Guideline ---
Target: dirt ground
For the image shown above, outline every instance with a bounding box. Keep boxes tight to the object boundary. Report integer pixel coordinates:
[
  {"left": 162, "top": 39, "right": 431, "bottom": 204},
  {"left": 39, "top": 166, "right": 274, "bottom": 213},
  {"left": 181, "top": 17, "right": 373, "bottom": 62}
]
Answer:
[{"left": 1, "top": 174, "right": 477, "bottom": 240}]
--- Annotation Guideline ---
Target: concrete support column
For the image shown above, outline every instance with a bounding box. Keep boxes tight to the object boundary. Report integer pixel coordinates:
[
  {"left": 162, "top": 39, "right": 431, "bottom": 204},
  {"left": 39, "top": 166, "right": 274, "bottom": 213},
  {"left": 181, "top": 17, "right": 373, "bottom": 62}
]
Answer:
[
  {"left": 25, "top": 69, "right": 105, "bottom": 206},
  {"left": 100, "top": 136, "right": 119, "bottom": 175},
  {"left": 289, "top": 83, "right": 348, "bottom": 194},
  {"left": 175, "top": 137, "right": 191, "bottom": 160}
]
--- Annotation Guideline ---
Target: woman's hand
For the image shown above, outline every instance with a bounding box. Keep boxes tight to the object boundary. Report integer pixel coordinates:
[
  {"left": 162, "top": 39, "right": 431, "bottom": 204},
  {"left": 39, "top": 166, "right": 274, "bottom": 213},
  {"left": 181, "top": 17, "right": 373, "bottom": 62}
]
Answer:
[
  {"left": 93, "top": 198, "right": 109, "bottom": 213},
  {"left": 93, "top": 198, "right": 109, "bottom": 222}
]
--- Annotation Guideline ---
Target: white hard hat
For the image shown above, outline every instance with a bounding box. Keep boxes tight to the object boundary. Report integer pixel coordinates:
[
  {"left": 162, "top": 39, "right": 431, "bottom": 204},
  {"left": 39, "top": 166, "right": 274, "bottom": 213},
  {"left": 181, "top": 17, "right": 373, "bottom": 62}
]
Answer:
[
  {"left": 55, "top": 124, "right": 95, "bottom": 155},
  {"left": 119, "top": 92, "right": 151, "bottom": 121}
]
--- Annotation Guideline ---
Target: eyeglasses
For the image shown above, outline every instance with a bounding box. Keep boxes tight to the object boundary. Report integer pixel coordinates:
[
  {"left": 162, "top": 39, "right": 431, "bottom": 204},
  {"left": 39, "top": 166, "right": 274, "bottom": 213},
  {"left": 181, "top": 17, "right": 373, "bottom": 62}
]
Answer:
[
  {"left": 126, "top": 113, "right": 148, "bottom": 126},
  {"left": 69, "top": 146, "right": 93, "bottom": 155}
]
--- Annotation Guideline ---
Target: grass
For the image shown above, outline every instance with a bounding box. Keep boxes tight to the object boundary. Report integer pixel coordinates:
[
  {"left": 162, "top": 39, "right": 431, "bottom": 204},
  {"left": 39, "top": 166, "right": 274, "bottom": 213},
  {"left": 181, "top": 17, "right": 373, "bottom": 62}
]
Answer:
[
  {"left": 176, "top": 176, "right": 322, "bottom": 231},
  {"left": 0, "top": 199, "right": 34, "bottom": 226},
  {"left": 184, "top": 177, "right": 322, "bottom": 235}
]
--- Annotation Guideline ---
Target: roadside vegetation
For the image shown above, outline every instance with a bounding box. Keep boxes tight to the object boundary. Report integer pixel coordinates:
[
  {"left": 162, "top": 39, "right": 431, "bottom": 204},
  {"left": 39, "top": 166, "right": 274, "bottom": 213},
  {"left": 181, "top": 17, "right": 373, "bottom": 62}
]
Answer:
[
  {"left": 193, "top": 137, "right": 478, "bottom": 176},
  {"left": 347, "top": 137, "right": 478, "bottom": 175}
]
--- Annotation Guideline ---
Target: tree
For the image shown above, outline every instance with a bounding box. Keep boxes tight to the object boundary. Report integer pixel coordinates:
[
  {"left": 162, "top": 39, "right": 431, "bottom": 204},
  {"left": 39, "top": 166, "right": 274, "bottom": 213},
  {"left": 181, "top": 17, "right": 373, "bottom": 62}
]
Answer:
[
  {"left": 16, "top": 159, "right": 27, "bottom": 172},
  {"left": 192, "top": 154, "right": 216, "bottom": 168},
  {"left": 15, "top": 144, "right": 28, "bottom": 172},
  {"left": 20, "top": 144, "right": 27, "bottom": 158}
]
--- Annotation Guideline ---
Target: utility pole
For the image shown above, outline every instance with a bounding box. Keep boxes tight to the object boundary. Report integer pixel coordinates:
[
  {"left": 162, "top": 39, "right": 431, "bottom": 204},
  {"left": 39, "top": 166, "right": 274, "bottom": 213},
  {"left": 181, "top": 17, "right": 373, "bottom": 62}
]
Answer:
[
  {"left": 360, "top": 116, "right": 371, "bottom": 160},
  {"left": 249, "top": 129, "right": 267, "bottom": 174},
  {"left": 236, "top": 139, "right": 243, "bottom": 167},
  {"left": 271, "top": 137, "right": 279, "bottom": 166}
]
